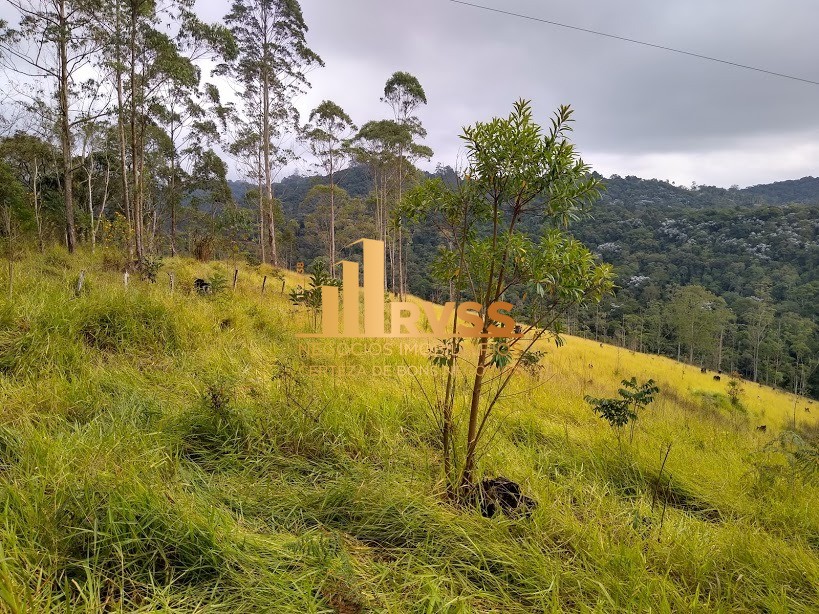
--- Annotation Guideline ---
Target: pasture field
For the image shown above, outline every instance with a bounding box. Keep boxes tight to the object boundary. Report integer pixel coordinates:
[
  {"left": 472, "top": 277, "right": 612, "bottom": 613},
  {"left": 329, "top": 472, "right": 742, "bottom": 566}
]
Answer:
[{"left": 0, "top": 248, "right": 816, "bottom": 612}]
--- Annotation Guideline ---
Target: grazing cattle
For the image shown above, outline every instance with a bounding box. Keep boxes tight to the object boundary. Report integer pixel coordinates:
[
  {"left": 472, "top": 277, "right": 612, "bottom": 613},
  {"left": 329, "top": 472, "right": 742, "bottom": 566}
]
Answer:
[
  {"left": 701, "top": 367, "right": 707, "bottom": 373},
  {"left": 756, "top": 425, "right": 767, "bottom": 433},
  {"left": 588, "top": 363, "right": 593, "bottom": 369},
  {"left": 718, "top": 369, "right": 723, "bottom": 374},
  {"left": 514, "top": 324, "right": 523, "bottom": 335},
  {"left": 713, "top": 375, "right": 721, "bottom": 381},
  {"left": 194, "top": 278, "right": 212, "bottom": 295},
  {"left": 806, "top": 407, "right": 812, "bottom": 413},
  {"left": 599, "top": 343, "right": 604, "bottom": 348},
  {"left": 477, "top": 477, "right": 537, "bottom": 519}
]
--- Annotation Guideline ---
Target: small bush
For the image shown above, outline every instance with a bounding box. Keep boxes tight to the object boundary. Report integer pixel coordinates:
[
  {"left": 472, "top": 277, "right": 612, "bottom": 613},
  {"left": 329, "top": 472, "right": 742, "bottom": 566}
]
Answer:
[
  {"left": 139, "top": 255, "right": 163, "bottom": 282},
  {"left": 208, "top": 270, "right": 229, "bottom": 294}
]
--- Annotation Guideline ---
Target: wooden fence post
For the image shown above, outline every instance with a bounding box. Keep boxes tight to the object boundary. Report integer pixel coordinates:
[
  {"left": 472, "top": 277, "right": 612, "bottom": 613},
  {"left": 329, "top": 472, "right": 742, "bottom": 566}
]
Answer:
[{"left": 76, "top": 270, "right": 86, "bottom": 296}]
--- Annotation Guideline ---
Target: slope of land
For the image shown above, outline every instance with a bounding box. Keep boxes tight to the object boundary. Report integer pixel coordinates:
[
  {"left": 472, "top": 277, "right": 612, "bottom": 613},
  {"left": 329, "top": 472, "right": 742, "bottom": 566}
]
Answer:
[{"left": 0, "top": 248, "right": 817, "bottom": 612}]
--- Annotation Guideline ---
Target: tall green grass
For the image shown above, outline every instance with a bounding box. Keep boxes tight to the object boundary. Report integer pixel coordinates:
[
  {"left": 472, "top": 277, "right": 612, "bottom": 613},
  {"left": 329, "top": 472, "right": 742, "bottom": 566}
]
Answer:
[{"left": 0, "top": 248, "right": 815, "bottom": 612}]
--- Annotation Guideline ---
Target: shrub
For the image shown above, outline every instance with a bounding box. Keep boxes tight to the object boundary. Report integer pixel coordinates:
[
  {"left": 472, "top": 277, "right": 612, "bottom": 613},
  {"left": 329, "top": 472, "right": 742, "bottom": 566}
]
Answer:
[
  {"left": 139, "top": 255, "right": 163, "bottom": 282},
  {"left": 586, "top": 377, "right": 659, "bottom": 441}
]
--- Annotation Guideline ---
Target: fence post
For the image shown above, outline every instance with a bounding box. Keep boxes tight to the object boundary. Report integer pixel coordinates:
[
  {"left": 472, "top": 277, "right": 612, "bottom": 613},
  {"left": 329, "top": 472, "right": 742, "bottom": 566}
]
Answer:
[{"left": 78, "top": 270, "right": 86, "bottom": 293}]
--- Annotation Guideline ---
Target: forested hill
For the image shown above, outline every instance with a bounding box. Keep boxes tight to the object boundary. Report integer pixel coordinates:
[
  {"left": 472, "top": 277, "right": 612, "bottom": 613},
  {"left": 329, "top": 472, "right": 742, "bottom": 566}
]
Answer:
[
  {"left": 568, "top": 173, "right": 818, "bottom": 313},
  {"left": 228, "top": 165, "right": 373, "bottom": 217},
  {"left": 229, "top": 169, "right": 818, "bottom": 398},
  {"left": 588, "top": 174, "right": 819, "bottom": 208}
]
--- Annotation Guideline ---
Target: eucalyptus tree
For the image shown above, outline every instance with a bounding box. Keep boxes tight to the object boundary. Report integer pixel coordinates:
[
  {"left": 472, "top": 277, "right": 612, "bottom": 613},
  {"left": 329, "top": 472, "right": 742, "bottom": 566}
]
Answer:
[
  {"left": 667, "top": 285, "right": 733, "bottom": 366},
  {"left": 781, "top": 313, "right": 817, "bottom": 396},
  {"left": 381, "top": 71, "right": 429, "bottom": 297},
  {"left": 1, "top": 0, "right": 105, "bottom": 253},
  {"left": 91, "top": 0, "right": 232, "bottom": 262},
  {"left": 154, "top": 15, "right": 235, "bottom": 256},
  {"left": 352, "top": 120, "right": 402, "bottom": 243},
  {"left": 744, "top": 291, "right": 775, "bottom": 383},
  {"left": 403, "top": 100, "right": 614, "bottom": 498},
  {"left": 154, "top": 82, "right": 230, "bottom": 256},
  {"left": 227, "top": 117, "right": 267, "bottom": 262},
  {"left": 303, "top": 100, "right": 356, "bottom": 277},
  {"left": 186, "top": 148, "right": 237, "bottom": 258},
  {"left": 351, "top": 118, "right": 430, "bottom": 292},
  {"left": 219, "top": 0, "right": 323, "bottom": 266}
]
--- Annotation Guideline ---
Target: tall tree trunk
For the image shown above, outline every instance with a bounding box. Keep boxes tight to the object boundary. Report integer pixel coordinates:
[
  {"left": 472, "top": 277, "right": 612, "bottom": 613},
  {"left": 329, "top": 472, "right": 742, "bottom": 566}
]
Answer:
[
  {"left": 260, "top": 3, "right": 276, "bottom": 266},
  {"left": 689, "top": 320, "right": 695, "bottom": 364},
  {"left": 717, "top": 327, "right": 724, "bottom": 372},
  {"left": 267, "top": 194, "right": 276, "bottom": 266},
  {"left": 116, "top": 59, "right": 132, "bottom": 259},
  {"left": 86, "top": 153, "right": 94, "bottom": 251},
  {"left": 329, "top": 155, "right": 335, "bottom": 278},
  {"left": 92, "top": 156, "right": 111, "bottom": 246},
  {"left": 58, "top": 0, "right": 76, "bottom": 253},
  {"left": 258, "top": 149, "right": 265, "bottom": 264},
  {"left": 397, "top": 147, "right": 404, "bottom": 299},
  {"left": 33, "top": 158, "right": 44, "bottom": 253},
  {"left": 128, "top": 1, "right": 145, "bottom": 262},
  {"left": 169, "top": 112, "right": 177, "bottom": 256},
  {"left": 461, "top": 340, "right": 488, "bottom": 490}
]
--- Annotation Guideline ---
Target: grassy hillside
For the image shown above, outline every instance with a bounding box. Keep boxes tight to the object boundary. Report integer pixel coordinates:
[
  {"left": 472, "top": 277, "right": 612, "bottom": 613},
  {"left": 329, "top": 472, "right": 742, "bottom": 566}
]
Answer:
[{"left": 0, "top": 248, "right": 817, "bottom": 612}]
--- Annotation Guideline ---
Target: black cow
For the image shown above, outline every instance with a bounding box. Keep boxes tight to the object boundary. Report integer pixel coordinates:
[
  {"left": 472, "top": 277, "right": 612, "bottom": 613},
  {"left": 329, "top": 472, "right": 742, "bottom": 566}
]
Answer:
[
  {"left": 194, "top": 278, "right": 212, "bottom": 295},
  {"left": 713, "top": 375, "right": 721, "bottom": 381},
  {"left": 701, "top": 367, "right": 707, "bottom": 373},
  {"left": 477, "top": 477, "right": 537, "bottom": 519},
  {"left": 756, "top": 425, "right": 767, "bottom": 433}
]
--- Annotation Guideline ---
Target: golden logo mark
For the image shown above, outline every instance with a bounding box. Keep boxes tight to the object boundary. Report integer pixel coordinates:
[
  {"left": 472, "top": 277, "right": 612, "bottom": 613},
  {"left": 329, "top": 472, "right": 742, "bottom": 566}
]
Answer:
[{"left": 297, "top": 239, "right": 522, "bottom": 339}]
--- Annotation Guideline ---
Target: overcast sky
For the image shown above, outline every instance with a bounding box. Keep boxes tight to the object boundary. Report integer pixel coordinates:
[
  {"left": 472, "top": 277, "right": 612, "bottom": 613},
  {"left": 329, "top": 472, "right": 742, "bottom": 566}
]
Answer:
[
  {"left": 3, "top": 0, "right": 818, "bottom": 188},
  {"left": 195, "top": 0, "right": 819, "bottom": 188}
]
